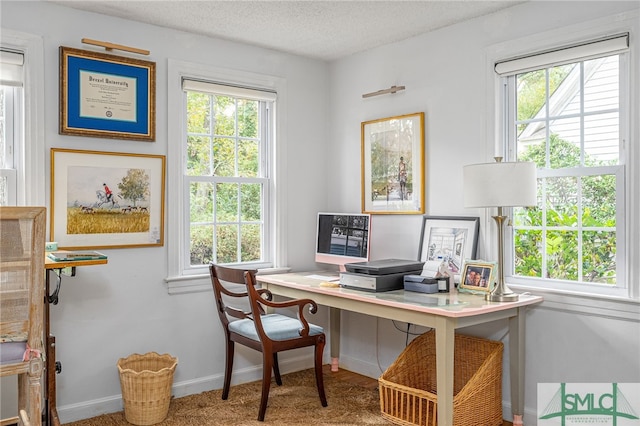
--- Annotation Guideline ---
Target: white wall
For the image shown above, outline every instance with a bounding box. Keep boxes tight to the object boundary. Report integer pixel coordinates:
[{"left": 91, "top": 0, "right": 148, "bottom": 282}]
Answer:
[
  {"left": 328, "top": 1, "right": 640, "bottom": 424},
  {"left": 1, "top": 1, "right": 639, "bottom": 425},
  {"left": 1, "top": 0, "right": 330, "bottom": 422}
]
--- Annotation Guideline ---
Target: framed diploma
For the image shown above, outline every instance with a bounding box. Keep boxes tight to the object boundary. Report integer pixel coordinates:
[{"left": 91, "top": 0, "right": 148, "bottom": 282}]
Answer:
[{"left": 59, "top": 46, "right": 156, "bottom": 141}]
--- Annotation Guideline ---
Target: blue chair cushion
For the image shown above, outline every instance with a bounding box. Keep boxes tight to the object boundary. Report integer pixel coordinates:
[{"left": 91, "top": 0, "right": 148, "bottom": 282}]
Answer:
[{"left": 229, "top": 313, "right": 323, "bottom": 341}]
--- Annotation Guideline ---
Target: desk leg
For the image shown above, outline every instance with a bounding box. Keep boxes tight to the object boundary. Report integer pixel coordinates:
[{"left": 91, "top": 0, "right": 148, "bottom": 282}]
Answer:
[
  {"left": 44, "top": 270, "right": 62, "bottom": 426},
  {"left": 509, "top": 307, "right": 525, "bottom": 426},
  {"left": 47, "top": 334, "right": 61, "bottom": 426},
  {"left": 435, "top": 317, "right": 455, "bottom": 426},
  {"left": 329, "top": 307, "right": 340, "bottom": 372}
]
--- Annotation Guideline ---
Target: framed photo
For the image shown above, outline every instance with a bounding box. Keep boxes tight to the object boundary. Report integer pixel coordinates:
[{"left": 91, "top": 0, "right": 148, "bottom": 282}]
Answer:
[
  {"left": 59, "top": 46, "right": 156, "bottom": 141},
  {"left": 51, "top": 148, "right": 165, "bottom": 249},
  {"left": 361, "top": 112, "right": 425, "bottom": 214},
  {"left": 418, "top": 216, "right": 479, "bottom": 276},
  {"left": 459, "top": 260, "right": 497, "bottom": 294}
]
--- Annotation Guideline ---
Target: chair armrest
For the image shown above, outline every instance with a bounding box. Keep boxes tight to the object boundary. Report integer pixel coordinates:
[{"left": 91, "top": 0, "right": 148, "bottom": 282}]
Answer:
[
  {"left": 256, "top": 293, "right": 318, "bottom": 337},
  {"left": 244, "top": 271, "right": 320, "bottom": 337},
  {"left": 256, "top": 290, "right": 318, "bottom": 313},
  {"left": 256, "top": 288, "right": 273, "bottom": 301}
]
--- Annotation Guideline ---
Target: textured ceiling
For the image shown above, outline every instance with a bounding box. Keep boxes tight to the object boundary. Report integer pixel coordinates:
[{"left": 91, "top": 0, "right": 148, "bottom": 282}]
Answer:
[{"left": 46, "top": 0, "right": 525, "bottom": 61}]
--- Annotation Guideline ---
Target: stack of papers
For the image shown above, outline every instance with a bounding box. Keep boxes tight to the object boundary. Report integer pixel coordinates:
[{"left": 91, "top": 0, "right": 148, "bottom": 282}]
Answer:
[{"left": 47, "top": 251, "right": 107, "bottom": 261}]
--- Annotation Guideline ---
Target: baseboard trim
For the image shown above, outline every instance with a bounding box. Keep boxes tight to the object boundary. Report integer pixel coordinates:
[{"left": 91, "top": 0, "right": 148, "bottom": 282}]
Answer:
[
  {"left": 57, "top": 356, "right": 316, "bottom": 423},
  {"left": 337, "top": 353, "right": 385, "bottom": 379}
]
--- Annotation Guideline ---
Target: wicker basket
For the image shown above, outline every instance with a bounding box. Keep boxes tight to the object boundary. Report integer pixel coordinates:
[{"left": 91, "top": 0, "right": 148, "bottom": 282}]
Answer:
[
  {"left": 379, "top": 331, "right": 503, "bottom": 426},
  {"left": 117, "top": 352, "right": 178, "bottom": 426}
]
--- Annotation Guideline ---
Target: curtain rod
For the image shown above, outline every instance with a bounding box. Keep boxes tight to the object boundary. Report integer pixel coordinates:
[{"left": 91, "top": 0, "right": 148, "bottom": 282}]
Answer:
[{"left": 362, "top": 85, "right": 405, "bottom": 98}]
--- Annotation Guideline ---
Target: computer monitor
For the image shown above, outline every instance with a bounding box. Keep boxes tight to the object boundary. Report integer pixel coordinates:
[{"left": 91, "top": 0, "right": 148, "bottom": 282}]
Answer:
[{"left": 315, "top": 212, "right": 371, "bottom": 272}]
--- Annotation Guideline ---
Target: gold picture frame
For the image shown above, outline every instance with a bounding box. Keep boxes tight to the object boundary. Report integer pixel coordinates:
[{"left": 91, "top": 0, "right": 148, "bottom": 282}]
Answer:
[
  {"left": 459, "top": 259, "right": 497, "bottom": 294},
  {"left": 59, "top": 46, "right": 156, "bottom": 141},
  {"left": 50, "top": 148, "right": 165, "bottom": 249},
  {"left": 361, "top": 112, "right": 425, "bottom": 214}
]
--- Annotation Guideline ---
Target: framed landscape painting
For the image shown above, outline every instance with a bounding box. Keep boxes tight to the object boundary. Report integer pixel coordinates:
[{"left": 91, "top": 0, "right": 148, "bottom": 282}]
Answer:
[{"left": 50, "top": 148, "right": 165, "bottom": 249}]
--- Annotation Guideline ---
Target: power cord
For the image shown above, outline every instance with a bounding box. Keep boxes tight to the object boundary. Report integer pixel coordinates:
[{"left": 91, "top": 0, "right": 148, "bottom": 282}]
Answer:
[{"left": 376, "top": 320, "right": 432, "bottom": 374}]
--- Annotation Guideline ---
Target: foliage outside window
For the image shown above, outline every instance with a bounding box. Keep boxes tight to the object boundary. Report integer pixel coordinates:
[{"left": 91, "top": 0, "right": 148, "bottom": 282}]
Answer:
[
  {"left": 508, "top": 54, "right": 624, "bottom": 289},
  {"left": 184, "top": 84, "right": 271, "bottom": 268}
]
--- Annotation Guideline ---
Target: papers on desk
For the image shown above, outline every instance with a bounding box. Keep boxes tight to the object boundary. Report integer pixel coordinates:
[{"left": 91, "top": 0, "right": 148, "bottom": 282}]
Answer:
[
  {"left": 47, "top": 251, "right": 107, "bottom": 261},
  {"left": 421, "top": 260, "right": 442, "bottom": 277},
  {"left": 305, "top": 274, "right": 340, "bottom": 282}
]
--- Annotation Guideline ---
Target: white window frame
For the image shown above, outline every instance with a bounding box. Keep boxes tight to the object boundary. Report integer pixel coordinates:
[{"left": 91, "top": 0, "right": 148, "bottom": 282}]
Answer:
[
  {"left": 484, "top": 10, "right": 639, "bottom": 318},
  {"left": 503, "top": 52, "right": 627, "bottom": 297},
  {"left": 181, "top": 79, "right": 273, "bottom": 270},
  {"left": 0, "top": 29, "right": 45, "bottom": 207},
  {"left": 165, "top": 60, "right": 288, "bottom": 294},
  {"left": 1, "top": 86, "right": 19, "bottom": 206}
]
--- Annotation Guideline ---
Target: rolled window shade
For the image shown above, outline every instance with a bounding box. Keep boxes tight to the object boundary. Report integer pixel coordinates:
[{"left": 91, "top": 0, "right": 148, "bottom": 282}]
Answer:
[
  {"left": 0, "top": 50, "right": 24, "bottom": 87},
  {"left": 182, "top": 79, "right": 276, "bottom": 101},
  {"left": 495, "top": 33, "right": 629, "bottom": 76}
]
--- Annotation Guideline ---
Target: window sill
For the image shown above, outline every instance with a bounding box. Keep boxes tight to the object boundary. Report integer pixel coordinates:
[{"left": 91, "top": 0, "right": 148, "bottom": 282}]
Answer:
[
  {"left": 165, "top": 267, "right": 292, "bottom": 295},
  {"left": 509, "top": 283, "right": 640, "bottom": 322}
]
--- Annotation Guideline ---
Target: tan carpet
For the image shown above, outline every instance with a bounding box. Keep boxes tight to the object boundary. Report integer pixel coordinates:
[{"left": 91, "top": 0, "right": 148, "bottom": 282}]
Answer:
[{"left": 64, "top": 368, "right": 393, "bottom": 426}]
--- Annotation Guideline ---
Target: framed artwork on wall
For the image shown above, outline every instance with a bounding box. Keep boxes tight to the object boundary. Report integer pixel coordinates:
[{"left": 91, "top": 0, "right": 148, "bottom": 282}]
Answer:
[
  {"left": 59, "top": 46, "right": 156, "bottom": 141},
  {"left": 50, "top": 148, "right": 165, "bottom": 249},
  {"left": 361, "top": 112, "right": 425, "bottom": 214},
  {"left": 418, "top": 216, "right": 480, "bottom": 276}
]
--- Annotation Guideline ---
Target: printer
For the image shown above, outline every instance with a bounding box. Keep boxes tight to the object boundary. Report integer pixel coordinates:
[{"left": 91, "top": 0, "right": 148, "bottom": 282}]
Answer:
[
  {"left": 340, "top": 258, "right": 424, "bottom": 292},
  {"left": 403, "top": 274, "right": 451, "bottom": 293}
]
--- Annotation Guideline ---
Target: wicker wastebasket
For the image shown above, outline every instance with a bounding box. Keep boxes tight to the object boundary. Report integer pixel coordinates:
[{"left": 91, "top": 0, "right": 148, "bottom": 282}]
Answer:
[
  {"left": 117, "top": 352, "right": 178, "bottom": 426},
  {"left": 379, "top": 331, "right": 503, "bottom": 426}
]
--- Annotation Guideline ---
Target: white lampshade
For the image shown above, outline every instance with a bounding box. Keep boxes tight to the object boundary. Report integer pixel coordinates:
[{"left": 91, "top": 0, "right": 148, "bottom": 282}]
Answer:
[{"left": 463, "top": 161, "right": 537, "bottom": 208}]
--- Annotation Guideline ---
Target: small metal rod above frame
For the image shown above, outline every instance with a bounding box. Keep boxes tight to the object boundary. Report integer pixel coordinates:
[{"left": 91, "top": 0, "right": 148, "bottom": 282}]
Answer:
[
  {"left": 81, "top": 38, "right": 150, "bottom": 55},
  {"left": 362, "top": 85, "right": 406, "bottom": 99}
]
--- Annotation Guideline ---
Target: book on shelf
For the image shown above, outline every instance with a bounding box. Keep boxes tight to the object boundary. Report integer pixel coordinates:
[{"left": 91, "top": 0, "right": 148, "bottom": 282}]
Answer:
[{"left": 47, "top": 251, "right": 107, "bottom": 261}]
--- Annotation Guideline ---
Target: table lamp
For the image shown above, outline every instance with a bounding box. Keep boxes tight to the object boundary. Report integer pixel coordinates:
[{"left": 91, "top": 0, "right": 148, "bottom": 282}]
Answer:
[{"left": 463, "top": 158, "right": 537, "bottom": 302}]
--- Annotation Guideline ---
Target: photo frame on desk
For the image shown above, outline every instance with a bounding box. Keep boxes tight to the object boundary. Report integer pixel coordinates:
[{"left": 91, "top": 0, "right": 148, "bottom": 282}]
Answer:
[
  {"left": 459, "top": 259, "right": 496, "bottom": 294},
  {"left": 418, "top": 216, "right": 479, "bottom": 276},
  {"left": 361, "top": 112, "right": 425, "bottom": 214},
  {"left": 59, "top": 46, "right": 156, "bottom": 141},
  {"left": 50, "top": 148, "right": 165, "bottom": 249}
]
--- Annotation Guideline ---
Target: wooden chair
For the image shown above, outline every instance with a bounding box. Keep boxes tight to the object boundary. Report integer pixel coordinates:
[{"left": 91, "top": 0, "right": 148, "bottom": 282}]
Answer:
[
  {"left": 0, "top": 207, "right": 45, "bottom": 426},
  {"left": 209, "top": 264, "right": 327, "bottom": 421}
]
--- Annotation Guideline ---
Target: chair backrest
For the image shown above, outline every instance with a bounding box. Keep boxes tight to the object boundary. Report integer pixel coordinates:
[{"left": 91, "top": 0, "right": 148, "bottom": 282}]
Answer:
[
  {"left": 209, "top": 264, "right": 261, "bottom": 329},
  {"left": 0, "top": 207, "right": 45, "bottom": 362}
]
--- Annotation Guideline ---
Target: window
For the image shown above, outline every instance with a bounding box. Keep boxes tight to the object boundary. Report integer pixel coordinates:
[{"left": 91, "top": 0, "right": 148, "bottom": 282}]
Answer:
[
  {"left": 0, "top": 31, "right": 45, "bottom": 207},
  {"left": 166, "top": 60, "right": 285, "bottom": 293},
  {"left": 0, "top": 50, "right": 24, "bottom": 206},
  {"left": 182, "top": 80, "right": 274, "bottom": 269},
  {"left": 498, "top": 34, "right": 629, "bottom": 297}
]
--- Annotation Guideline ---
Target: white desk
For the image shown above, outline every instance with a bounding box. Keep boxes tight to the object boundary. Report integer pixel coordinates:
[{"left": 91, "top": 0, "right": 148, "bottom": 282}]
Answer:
[{"left": 257, "top": 272, "right": 543, "bottom": 426}]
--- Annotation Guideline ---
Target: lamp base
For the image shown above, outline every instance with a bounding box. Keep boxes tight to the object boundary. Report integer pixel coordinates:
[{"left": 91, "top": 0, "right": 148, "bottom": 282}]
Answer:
[{"left": 485, "top": 292, "right": 519, "bottom": 302}]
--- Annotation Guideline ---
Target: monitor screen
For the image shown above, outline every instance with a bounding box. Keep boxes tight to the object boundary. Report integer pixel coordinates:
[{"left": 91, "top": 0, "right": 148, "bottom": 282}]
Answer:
[{"left": 315, "top": 212, "right": 371, "bottom": 271}]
